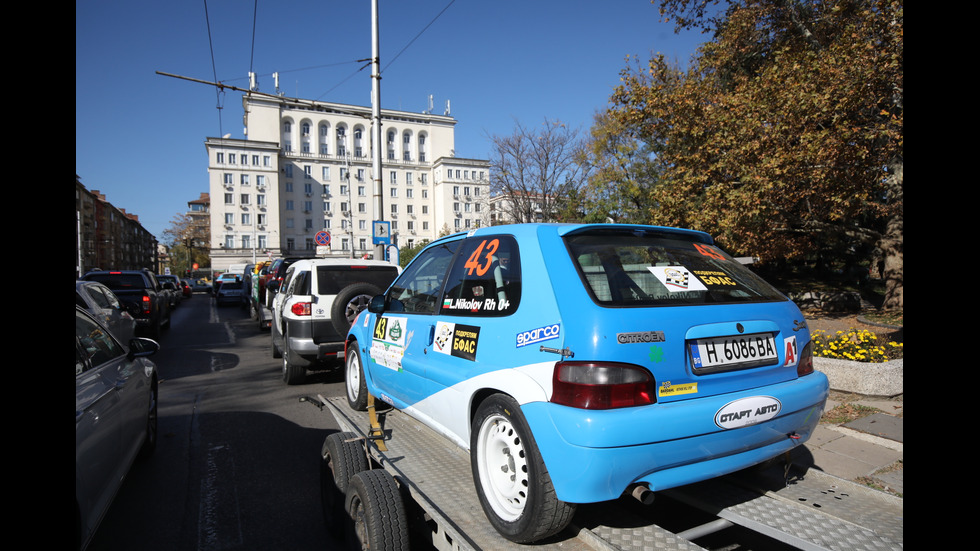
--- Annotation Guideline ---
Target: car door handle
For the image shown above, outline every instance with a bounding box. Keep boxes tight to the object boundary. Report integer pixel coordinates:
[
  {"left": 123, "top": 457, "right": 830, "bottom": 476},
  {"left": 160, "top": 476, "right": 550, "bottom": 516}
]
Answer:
[{"left": 427, "top": 325, "right": 435, "bottom": 347}]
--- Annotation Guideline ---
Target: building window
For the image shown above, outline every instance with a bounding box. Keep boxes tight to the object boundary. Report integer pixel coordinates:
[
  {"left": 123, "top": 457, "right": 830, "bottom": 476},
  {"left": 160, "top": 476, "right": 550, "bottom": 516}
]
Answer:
[
  {"left": 224, "top": 193, "right": 233, "bottom": 204},
  {"left": 390, "top": 171, "right": 397, "bottom": 184},
  {"left": 229, "top": 154, "right": 236, "bottom": 164},
  {"left": 257, "top": 213, "right": 266, "bottom": 225},
  {"left": 390, "top": 188, "right": 397, "bottom": 197},
  {"left": 225, "top": 235, "right": 235, "bottom": 248},
  {"left": 323, "top": 167, "right": 331, "bottom": 180},
  {"left": 263, "top": 155, "right": 271, "bottom": 166},
  {"left": 406, "top": 188, "right": 413, "bottom": 198},
  {"left": 284, "top": 165, "right": 293, "bottom": 178},
  {"left": 240, "top": 194, "right": 250, "bottom": 205},
  {"left": 241, "top": 155, "right": 248, "bottom": 166},
  {"left": 225, "top": 213, "right": 234, "bottom": 224},
  {"left": 358, "top": 186, "right": 366, "bottom": 196},
  {"left": 304, "top": 165, "right": 312, "bottom": 179},
  {"left": 256, "top": 175, "right": 265, "bottom": 187},
  {"left": 223, "top": 173, "right": 233, "bottom": 184},
  {"left": 216, "top": 152, "right": 224, "bottom": 163},
  {"left": 241, "top": 174, "right": 249, "bottom": 185},
  {"left": 242, "top": 213, "right": 251, "bottom": 225},
  {"left": 258, "top": 235, "right": 266, "bottom": 249},
  {"left": 421, "top": 174, "right": 427, "bottom": 185},
  {"left": 304, "top": 182, "right": 313, "bottom": 194},
  {"left": 286, "top": 200, "right": 294, "bottom": 210},
  {"left": 406, "top": 172, "right": 413, "bottom": 185}
]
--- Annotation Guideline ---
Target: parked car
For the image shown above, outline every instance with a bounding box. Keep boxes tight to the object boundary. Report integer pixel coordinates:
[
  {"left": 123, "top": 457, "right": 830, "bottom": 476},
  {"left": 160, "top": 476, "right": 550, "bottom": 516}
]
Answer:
[
  {"left": 190, "top": 278, "right": 211, "bottom": 293},
  {"left": 157, "top": 275, "right": 182, "bottom": 308},
  {"left": 82, "top": 269, "right": 171, "bottom": 338},
  {"left": 76, "top": 280, "right": 137, "bottom": 344},
  {"left": 344, "top": 223, "right": 829, "bottom": 543},
  {"left": 179, "top": 279, "right": 193, "bottom": 299},
  {"left": 271, "top": 258, "right": 400, "bottom": 385},
  {"left": 76, "top": 306, "right": 160, "bottom": 551},
  {"left": 264, "top": 256, "right": 305, "bottom": 309},
  {"left": 214, "top": 278, "right": 245, "bottom": 306}
]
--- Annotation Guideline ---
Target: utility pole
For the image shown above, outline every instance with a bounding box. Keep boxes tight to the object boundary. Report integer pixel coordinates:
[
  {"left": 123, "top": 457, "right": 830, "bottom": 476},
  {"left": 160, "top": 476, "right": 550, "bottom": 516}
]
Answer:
[{"left": 371, "top": 0, "right": 385, "bottom": 261}]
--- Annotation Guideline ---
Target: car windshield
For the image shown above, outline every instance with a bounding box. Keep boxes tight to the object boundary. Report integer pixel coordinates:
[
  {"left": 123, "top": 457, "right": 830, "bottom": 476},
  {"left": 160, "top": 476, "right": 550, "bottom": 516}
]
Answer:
[{"left": 564, "top": 228, "right": 785, "bottom": 307}]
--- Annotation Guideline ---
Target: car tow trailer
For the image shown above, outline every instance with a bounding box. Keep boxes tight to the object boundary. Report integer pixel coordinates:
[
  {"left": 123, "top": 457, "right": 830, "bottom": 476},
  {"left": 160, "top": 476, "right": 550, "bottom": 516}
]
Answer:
[
  {"left": 251, "top": 298, "right": 273, "bottom": 331},
  {"left": 312, "top": 394, "right": 903, "bottom": 551}
]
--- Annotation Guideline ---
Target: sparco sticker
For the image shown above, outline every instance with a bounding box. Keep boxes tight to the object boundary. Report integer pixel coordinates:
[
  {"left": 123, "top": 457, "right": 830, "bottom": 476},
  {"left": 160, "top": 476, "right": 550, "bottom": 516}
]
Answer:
[
  {"left": 516, "top": 323, "right": 560, "bottom": 348},
  {"left": 714, "top": 396, "right": 781, "bottom": 429}
]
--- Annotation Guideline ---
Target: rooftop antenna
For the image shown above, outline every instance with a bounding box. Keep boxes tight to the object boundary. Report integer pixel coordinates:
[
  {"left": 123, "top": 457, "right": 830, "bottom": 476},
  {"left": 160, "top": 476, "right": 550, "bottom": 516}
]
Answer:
[
  {"left": 273, "top": 72, "right": 282, "bottom": 96},
  {"left": 249, "top": 72, "right": 258, "bottom": 91},
  {"left": 444, "top": 99, "right": 451, "bottom": 116},
  {"left": 426, "top": 94, "right": 433, "bottom": 114}
]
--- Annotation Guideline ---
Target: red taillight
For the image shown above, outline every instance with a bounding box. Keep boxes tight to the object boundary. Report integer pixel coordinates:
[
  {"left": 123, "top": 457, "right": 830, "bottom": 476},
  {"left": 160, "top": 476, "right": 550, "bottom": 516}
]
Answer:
[
  {"left": 797, "top": 341, "right": 814, "bottom": 376},
  {"left": 291, "top": 302, "right": 311, "bottom": 316},
  {"left": 551, "top": 362, "right": 656, "bottom": 410},
  {"left": 141, "top": 294, "right": 151, "bottom": 314}
]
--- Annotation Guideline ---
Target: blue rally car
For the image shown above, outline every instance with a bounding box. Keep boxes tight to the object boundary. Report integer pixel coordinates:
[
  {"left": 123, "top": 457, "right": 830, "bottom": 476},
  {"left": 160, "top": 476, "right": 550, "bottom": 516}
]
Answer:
[{"left": 344, "top": 223, "right": 829, "bottom": 543}]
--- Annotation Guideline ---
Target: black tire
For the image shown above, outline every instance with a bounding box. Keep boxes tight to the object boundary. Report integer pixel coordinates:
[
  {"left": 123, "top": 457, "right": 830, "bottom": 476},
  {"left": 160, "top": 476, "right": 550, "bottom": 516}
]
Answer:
[
  {"left": 271, "top": 325, "right": 282, "bottom": 359},
  {"left": 282, "top": 328, "right": 306, "bottom": 385},
  {"left": 330, "top": 283, "right": 382, "bottom": 336},
  {"left": 321, "top": 432, "right": 369, "bottom": 536},
  {"left": 345, "top": 343, "right": 368, "bottom": 411},
  {"left": 138, "top": 378, "right": 158, "bottom": 460},
  {"left": 345, "top": 470, "right": 410, "bottom": 551},
  {"left": 470, "top": 394, "right": 575, "bottom": 543}
]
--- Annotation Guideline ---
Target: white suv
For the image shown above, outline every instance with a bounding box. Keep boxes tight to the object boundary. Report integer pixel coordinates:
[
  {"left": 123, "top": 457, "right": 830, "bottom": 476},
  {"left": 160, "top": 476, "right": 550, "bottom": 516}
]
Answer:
[{"left": 271, "top": 258, "right": 401, "bottom": 384}]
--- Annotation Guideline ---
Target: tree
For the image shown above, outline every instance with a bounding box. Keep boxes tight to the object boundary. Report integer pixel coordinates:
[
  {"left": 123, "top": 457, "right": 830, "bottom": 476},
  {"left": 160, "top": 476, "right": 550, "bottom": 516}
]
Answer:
[
  {"left": 573, "top": 108, "right": 663, "bottom": 223},
  {"left": 488, "top": 119, "right": 584, "bottom": 224},
  {"left": 162, "top": 212, "right": 210, "bottom": 275},
  {"left": 606, "top": 0, "right": 902, "bottom": 308}
]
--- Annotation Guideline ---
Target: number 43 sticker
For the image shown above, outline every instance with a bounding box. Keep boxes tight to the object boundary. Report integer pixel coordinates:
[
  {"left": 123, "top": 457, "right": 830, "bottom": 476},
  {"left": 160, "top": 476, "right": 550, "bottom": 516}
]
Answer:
[{"left": 464, "top": 239, "right": 499, "bottom": 276}]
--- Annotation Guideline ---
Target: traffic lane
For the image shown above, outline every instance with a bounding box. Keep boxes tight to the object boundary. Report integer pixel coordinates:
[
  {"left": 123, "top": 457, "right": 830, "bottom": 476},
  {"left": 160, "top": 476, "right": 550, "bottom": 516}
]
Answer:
[{"left": 86, "top": 294, "right": 348, "bottom": 550}]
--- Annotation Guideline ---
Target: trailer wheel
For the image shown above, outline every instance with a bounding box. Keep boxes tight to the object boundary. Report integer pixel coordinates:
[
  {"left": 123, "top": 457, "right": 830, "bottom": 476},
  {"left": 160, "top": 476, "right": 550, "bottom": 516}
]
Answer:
[
  {"left": 345, "top": 344, "right": 368, "bottom": 411},
  {"left": 321, "top": 432, "right": 368, "bottom": 536},
  {"left": 471, "top": 394, "right": 575, "bottom": 543},
  {"left": 345, "top": 470, "right": 409, "bottom": 551}
]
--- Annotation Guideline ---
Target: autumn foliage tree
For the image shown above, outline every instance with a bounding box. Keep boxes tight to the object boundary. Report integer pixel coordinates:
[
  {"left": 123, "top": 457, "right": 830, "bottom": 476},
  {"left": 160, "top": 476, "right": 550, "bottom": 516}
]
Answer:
[{"left": 606, "top": 0, "right": 903, "bottom": 308}]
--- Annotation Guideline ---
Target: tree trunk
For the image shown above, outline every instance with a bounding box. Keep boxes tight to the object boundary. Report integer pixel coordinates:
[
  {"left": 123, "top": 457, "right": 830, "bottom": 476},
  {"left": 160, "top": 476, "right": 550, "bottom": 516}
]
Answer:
[{"left": 880, "top": 162, "right": 903, "bottom": 310}]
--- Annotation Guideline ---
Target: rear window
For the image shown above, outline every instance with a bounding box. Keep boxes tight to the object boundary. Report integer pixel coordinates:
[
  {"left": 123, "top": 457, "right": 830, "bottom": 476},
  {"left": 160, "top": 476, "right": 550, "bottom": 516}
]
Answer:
[
  {"left": 564, "top": 229, "right": 785, "bottom": 307},
  {"left": 84, "top": 273, "right": 146, "bottom": 289},
  {"left": 315, "top": 266, "right": 399, "bottom": 295}
]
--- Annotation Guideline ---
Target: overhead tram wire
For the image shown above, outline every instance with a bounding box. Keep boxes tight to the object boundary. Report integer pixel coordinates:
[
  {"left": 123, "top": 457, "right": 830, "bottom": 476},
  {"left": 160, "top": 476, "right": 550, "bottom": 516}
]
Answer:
[
  {"left": 203, "top": 0, "right": 224, "bottom": 137},
  {"left": 382, "top": 0, "right": 457, "bottom": 74}
]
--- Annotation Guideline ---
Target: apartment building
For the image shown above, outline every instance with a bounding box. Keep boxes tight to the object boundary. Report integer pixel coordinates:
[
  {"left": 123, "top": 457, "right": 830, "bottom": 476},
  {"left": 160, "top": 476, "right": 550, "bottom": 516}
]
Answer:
[{"left": 206, "top": 95, "right": 489, "bottom": 271}]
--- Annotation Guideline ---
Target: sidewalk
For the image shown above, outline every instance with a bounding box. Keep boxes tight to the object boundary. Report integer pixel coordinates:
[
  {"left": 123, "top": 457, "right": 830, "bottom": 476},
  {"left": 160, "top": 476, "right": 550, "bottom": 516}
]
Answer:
[{"left": 789, "top": 394, "right": 903, "bottom": 496}]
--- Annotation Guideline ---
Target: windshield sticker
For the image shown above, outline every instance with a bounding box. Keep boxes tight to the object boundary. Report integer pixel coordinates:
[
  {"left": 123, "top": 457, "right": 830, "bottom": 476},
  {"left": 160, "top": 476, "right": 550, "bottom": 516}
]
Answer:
[
  {"left": 659, "top": 381, "right": 698, "bottom": 398},
  {"left": 783, "top": 336, "right": 798, "bottom": 367},
  {"left": 443, "top": 296, "right": 512, "bottom": 313},
  {"left": 617, "top": 331, "right": 665, "bottom": 344},
  {"left": 647, "top": 266, "right": 708, "bottom": 292},
  {"left": 693, "top": 243, "right": 727, "bottom": 261},
  {"left": 692, "top": 270, "right": 738, "bottom": 287},
  {"left": 516, "top": 323, "right": 560, "bottom": 348},
  {"left": 433, "top": 321, "right": 480, "bottom": 361},
  {"left": 370, "top": 316, "right": 408, "bottom": 371}
]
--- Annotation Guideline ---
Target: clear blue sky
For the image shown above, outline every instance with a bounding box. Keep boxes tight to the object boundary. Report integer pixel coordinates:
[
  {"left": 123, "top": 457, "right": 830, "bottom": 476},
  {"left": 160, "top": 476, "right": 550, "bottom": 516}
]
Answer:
[{"left": 76, "top": 0, "right": 705, "bottom": 240}]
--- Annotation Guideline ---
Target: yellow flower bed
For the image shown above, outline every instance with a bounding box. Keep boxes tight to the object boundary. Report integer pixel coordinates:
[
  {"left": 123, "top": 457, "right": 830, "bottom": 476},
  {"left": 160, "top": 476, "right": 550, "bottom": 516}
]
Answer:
[{"left": 811, "top": 328, "right": 904, "bottom": 362}]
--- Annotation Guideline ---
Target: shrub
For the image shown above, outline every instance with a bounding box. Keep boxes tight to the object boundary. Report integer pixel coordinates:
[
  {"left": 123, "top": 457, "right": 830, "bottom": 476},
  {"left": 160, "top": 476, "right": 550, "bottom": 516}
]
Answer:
[{"left": 811, "top": 328, "right": 903, "bottom": 362}]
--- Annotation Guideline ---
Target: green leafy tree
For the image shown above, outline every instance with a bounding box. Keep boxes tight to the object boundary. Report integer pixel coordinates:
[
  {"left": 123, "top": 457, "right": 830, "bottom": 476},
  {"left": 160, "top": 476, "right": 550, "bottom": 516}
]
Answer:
[
  {"left": 162, "top": 212, "right": 210, "bottom": 275},
  {"left": 606, "top": 0, "right": 902, "bottom": 308}
]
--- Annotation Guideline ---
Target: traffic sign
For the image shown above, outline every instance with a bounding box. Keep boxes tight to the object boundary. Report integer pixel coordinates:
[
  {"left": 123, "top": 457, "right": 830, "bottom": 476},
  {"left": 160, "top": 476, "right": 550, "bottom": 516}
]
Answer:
[
  {"left": 373, "top": 221, "right": 391, "bottom": 245},
  {"left": 315, "top": 230, "right": 331, "bottom": 246}
]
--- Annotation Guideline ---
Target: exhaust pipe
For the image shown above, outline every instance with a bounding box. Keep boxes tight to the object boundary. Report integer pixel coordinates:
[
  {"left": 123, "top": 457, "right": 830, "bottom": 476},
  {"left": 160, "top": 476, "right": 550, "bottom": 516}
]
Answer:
[{"left": 630, "top": 484, "right": 655, "bottom": 505}]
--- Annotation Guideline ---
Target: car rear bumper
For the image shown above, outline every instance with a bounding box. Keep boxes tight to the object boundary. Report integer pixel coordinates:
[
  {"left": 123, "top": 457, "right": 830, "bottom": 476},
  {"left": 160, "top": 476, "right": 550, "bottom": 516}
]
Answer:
[
  {"left": 521, "top": 372, "right": 829, "bottom": 503},
  {"left": 285, "top": 318, "right": 346, "bottom": 362}
]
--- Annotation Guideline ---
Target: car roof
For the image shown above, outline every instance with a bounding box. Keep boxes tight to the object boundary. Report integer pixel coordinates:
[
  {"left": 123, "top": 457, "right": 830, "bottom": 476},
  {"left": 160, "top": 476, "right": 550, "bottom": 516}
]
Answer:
[{"left": 426, "top": 223, "right": 715, "bottom": 247}]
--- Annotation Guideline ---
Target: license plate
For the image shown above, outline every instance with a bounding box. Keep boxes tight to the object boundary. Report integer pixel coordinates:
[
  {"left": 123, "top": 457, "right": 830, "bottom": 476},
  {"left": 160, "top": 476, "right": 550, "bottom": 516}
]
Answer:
[{"left": 689, "top": 333, "right": 778, "bottom": 373}]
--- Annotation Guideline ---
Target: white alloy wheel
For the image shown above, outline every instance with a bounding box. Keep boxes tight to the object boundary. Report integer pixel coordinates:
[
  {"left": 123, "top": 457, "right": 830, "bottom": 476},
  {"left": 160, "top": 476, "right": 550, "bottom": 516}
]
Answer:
[{"left": 345, "top": 344, "right": 368, "bottom": 411}]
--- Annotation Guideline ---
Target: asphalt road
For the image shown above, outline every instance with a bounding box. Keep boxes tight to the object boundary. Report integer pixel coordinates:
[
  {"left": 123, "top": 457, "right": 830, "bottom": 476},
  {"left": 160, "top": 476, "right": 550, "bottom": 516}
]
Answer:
[{"left": 87, "top": 293, "right": 348, "bottom": 551}]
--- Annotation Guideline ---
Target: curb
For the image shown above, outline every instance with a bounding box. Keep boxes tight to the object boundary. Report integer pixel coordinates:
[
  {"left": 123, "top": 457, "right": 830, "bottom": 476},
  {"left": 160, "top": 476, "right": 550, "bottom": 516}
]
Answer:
[{"left": 815, "top": 357, "right": 903, "bottom": 397}]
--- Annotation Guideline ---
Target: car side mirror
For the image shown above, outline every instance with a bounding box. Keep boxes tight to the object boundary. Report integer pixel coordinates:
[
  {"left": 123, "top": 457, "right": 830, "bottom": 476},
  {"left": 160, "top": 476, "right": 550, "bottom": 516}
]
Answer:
[
  {"left": 127, "top": 337, "right": 160, "bottom": 360},
  {"left": 368, "top": 294, "right": 386, "bottom": 313}
]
